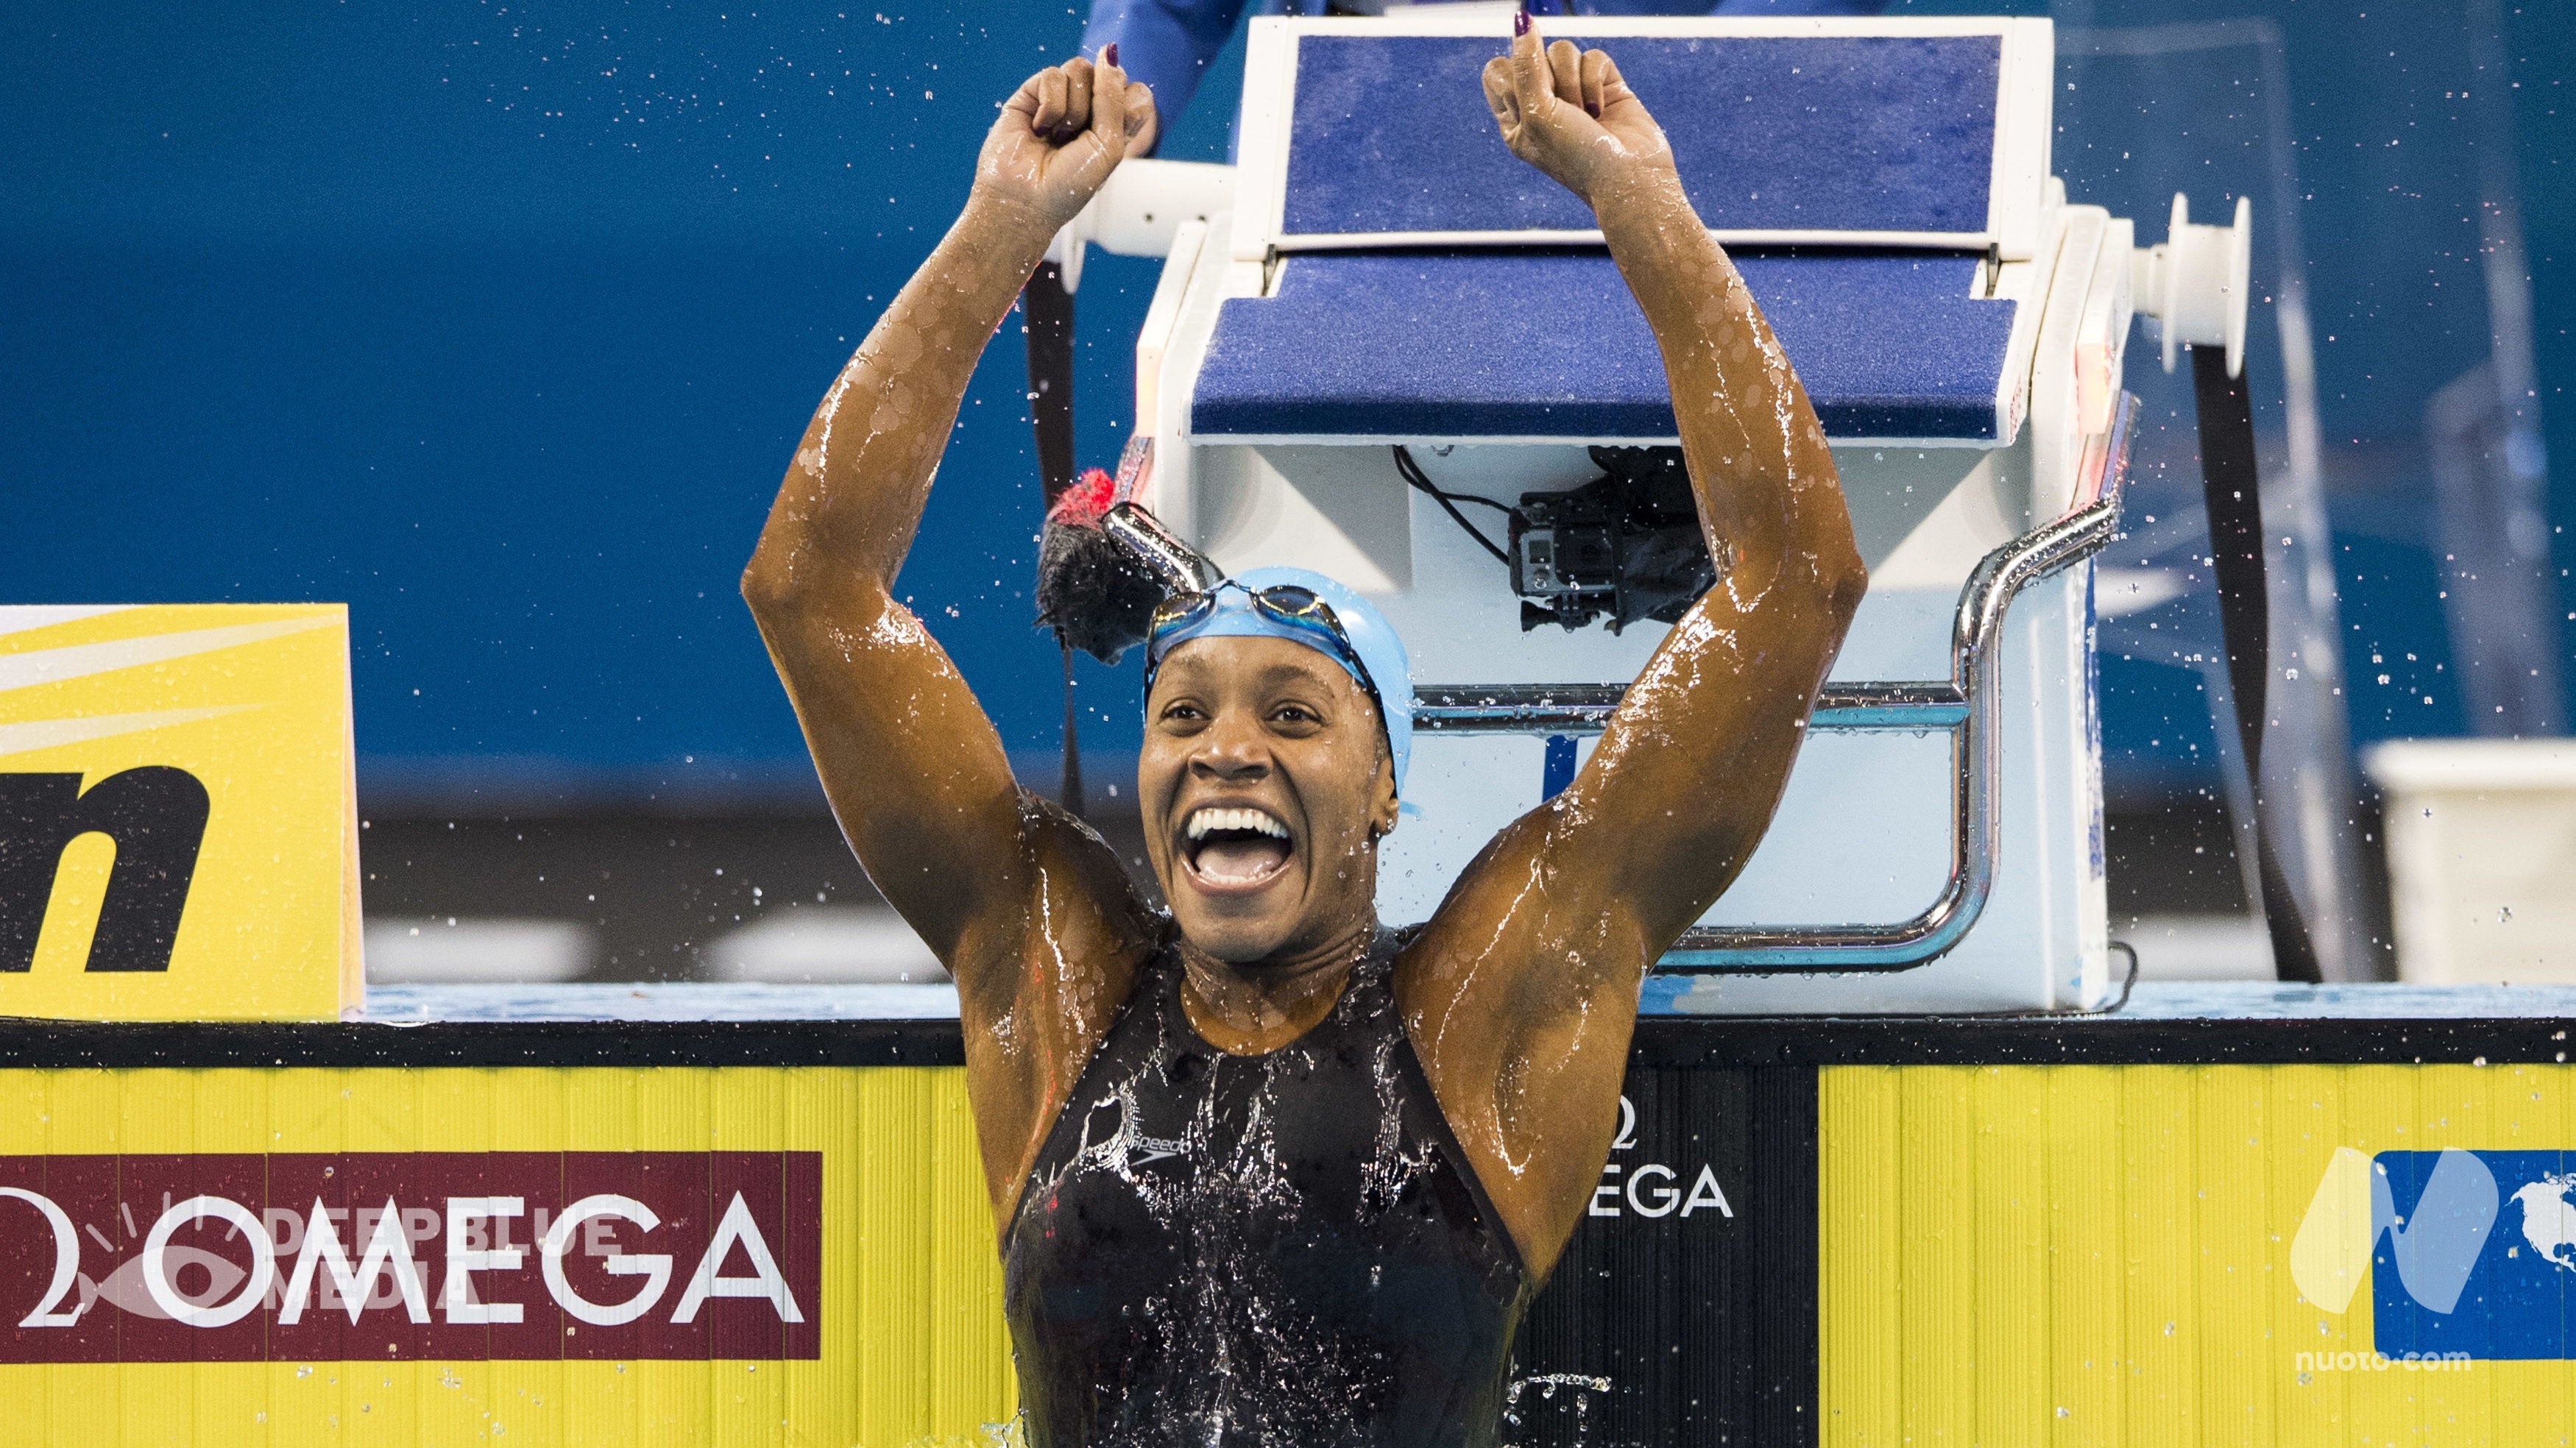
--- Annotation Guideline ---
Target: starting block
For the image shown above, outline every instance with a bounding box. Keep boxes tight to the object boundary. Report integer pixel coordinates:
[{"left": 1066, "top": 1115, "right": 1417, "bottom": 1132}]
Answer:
[{"left": 1065, "top": 14, "right": 2251, "bottom": 1012}]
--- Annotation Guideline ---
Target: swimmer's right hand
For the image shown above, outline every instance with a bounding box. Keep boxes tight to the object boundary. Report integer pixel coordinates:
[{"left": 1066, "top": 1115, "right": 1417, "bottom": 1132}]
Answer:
[
  {"left": 1482, "top": 29, "right": 1673, "bottom": 210},
  {"left": 974, "top": 54, "right": 1158, "bottom": 238}
]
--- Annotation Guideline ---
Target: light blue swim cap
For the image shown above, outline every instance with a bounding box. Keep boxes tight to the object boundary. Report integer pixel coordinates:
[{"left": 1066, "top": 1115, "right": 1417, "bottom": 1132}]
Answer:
[{"left": 1147, "top": 566, "right": 1415, "bottom": 798}]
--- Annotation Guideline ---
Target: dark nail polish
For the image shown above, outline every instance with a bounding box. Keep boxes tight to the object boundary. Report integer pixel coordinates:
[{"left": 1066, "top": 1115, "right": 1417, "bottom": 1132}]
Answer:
[
  {"left": 1512, "top": 5, "right": 1529, "bottom": 38},
  {"left": 1103, "top": 42, "right": 1119, "bottom": 69},
  {"left": 1586, "top": 102, "right": 1600, "bottom": 118}
]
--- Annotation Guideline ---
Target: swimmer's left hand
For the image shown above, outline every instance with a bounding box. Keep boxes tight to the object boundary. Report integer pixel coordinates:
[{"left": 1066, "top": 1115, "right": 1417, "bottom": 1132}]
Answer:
[
  {"left": 974, "top": 52, "right": 1159, "bottom": 239},
  {"left": 1482, "top": 28, "right": 1672, "bottom": 209}
]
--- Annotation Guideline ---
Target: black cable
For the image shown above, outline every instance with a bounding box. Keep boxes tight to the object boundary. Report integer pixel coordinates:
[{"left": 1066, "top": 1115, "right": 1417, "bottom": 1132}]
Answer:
[
  {"left": 1059, "top": 642, "right": 1085, "bottom": 820},
  {"left": 1025, "top": 263, "right": 1077, "bottom": 506},
  {"left": 1392, "top": 446, "right": 1514, "bottom": 567},
  {"left": 2190, "top": 346, "right": 2323, "bottom": 984},
  {"left": 2106, "top": 940, "right": 2140, "bottom": 1013},
  {"left": 1391, "top": 447, "right": 1517, "bottom": 519},
  {"left": 1025, "top": 262, "right": 1083, "bottom": 819}
]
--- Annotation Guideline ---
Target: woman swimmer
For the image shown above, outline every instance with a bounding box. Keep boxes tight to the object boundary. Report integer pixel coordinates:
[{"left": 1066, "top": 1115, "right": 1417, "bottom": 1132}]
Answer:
[{"left": 744, "top": 22, "right": 1865, "bottom": 1448}]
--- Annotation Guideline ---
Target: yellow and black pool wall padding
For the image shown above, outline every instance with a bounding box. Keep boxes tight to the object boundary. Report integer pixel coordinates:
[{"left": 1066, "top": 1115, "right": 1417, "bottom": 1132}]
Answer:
[{"left": 4, "top": 1003, "right": 2575, "bottom": 1446}]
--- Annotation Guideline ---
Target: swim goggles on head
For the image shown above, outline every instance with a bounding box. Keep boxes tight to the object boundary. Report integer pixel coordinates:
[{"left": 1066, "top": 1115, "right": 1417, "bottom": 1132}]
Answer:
[{"left": 1142, "top": 581, "right": 1387, "bottom": 723}]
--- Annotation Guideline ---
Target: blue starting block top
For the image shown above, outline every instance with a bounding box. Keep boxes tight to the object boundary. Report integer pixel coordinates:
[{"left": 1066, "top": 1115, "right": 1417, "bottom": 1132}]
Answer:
[
  {"left": 1278, "top": 34, "right": 2003, "bottom": 243},
  {"left": 1190, "top": 248, "right": 2015, "bottom": 442}
]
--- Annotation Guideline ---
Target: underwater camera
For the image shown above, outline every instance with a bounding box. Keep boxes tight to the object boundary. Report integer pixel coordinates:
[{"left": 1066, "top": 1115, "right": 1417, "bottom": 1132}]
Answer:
[{"left": 1398, "top": 444, "right": 1717, "bottom": 634}]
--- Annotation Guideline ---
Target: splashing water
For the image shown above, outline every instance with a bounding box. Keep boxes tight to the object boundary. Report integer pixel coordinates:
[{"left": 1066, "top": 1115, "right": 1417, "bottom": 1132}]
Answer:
[{"left": 1501, "top": 1371, "right": 1613, "bottom": 1442}]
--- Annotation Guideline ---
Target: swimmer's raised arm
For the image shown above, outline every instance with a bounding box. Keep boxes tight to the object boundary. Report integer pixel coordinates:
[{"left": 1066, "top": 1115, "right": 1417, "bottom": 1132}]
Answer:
[
  {"left": 743, "top": 56, "right": 1162, "bottom": 1221},
  {"left": 1398, "top": 29, "right": 1866, "bottom": 1276},
  {"left": 1498, "top": 35, "right": 1866, "bottom": 949}
]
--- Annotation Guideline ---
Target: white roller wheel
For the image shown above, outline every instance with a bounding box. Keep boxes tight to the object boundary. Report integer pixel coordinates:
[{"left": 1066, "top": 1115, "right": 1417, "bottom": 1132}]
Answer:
[{"left": 2146, "top": 193, "right": 2253, "bottom": 377}]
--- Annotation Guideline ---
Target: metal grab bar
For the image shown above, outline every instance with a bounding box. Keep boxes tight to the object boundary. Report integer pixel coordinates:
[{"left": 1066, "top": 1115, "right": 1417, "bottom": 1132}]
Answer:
[{"left": 1410, "top": 392, "right": 2138, "bottom": 973}]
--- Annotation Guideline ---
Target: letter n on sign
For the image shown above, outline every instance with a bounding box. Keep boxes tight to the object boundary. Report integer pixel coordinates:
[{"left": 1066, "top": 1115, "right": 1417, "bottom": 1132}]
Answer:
[{"left": 0, "top": 605, "right": 359, "bottom": 1020}]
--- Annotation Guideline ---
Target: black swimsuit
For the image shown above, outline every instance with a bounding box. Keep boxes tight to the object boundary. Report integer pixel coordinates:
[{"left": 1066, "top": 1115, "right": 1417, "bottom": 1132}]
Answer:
[{"left": 1002, "top": 927, "right": 1533, "bottom": 1448}]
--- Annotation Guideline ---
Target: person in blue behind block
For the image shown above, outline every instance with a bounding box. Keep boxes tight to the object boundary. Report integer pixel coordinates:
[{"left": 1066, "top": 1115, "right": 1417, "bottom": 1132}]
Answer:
[{"left": 744, "top": 17, "right": 1864, "bottom": 1447}]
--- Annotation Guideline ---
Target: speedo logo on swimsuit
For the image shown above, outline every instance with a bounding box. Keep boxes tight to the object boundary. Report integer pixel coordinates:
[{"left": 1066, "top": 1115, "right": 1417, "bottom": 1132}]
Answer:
[
  {"left": 2292, "top": 1147, "right": 2576, "bottom": 1360},
  {"left": 0, "top": 1151, "right": 819, "bottom": 1363}
]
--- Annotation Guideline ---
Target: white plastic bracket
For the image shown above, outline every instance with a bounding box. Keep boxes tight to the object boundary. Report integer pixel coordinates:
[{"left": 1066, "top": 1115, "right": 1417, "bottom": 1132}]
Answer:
[{"left": 1045, "top": 158, "right": 1237, "bottom": 294}]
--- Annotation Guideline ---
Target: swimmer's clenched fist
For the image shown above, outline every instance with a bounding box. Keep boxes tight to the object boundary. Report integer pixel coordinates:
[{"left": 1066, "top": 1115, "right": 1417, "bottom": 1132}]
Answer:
[
  {"left": 976, "top": 54, "right": 1158, "bottom": 236},
  {"left": 1482, "top": 30, "right": 1668, "bottom": 207}
]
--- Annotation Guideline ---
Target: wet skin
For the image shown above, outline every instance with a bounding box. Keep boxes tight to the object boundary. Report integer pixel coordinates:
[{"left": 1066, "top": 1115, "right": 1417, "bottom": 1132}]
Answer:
[{"left": 744, "top": 29, "right": 1864, "bottom": 1282}]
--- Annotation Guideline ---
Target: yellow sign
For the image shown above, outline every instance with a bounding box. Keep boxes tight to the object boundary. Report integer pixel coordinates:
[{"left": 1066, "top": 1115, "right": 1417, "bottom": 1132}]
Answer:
[
  {"left": 1820, "top": 1062, "right": 2576, "bottom": 1446},
  {"left": 0, "top": 604, "right": 359, "bottom": 1019},
  {"left": 0, "top": 1064, "right": 1013, "bottom": 1448}
]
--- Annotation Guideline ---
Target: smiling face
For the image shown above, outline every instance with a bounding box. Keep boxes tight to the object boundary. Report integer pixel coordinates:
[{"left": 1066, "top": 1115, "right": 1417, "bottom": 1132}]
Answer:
[{"left": 1139, "top": 635, "right": 1399, "bottom": 965}]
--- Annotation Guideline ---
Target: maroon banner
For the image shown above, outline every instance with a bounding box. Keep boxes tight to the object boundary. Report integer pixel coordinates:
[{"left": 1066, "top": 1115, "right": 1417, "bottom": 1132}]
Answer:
[{"left": 0, "top": 1151, "right": 821, "bottom": 1363}]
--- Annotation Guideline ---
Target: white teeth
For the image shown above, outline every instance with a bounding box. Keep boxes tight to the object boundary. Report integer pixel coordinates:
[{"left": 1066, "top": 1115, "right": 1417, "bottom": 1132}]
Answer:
[{"left": 1186, "top": 806, "right": 1289, "bottom": 842}]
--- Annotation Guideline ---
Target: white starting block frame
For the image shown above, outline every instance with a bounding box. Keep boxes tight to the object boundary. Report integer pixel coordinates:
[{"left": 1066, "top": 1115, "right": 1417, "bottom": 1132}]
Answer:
[{"left": 1062, "top": 15, "right": 2246, "bottom": 1012}]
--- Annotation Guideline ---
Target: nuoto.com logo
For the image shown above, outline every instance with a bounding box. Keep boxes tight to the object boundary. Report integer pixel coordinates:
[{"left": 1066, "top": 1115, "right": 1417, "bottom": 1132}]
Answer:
[{"left": 2292, "top": 1146, "right": 2576, "bottom": 1361}]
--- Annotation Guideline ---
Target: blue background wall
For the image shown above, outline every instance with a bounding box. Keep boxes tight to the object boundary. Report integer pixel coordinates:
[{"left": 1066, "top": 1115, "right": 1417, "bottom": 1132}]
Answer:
[{"left": 1, "top": 1, "right": 2568, "bottom": 795}]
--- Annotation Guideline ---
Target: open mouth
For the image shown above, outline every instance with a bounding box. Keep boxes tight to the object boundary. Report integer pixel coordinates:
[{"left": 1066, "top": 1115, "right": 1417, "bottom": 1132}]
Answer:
[{"left": 1181, "top": 805, "right": 1295, "bottom": 891}]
